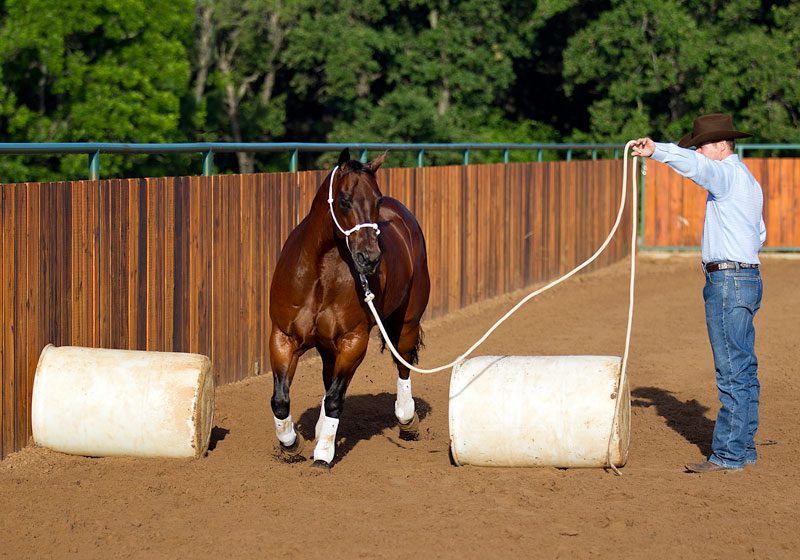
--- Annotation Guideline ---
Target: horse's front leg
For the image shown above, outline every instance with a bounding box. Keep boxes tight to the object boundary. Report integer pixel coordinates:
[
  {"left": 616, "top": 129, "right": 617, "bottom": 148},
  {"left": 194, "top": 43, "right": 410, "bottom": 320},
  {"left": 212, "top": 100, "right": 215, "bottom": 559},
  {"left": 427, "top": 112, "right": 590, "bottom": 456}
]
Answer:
[
  {"left": 393, "top": 322, "right": 424, "bottom": 440},
  {"left": 311, "top": 331, "right": 369, "bottom": 469},
  {"left": 270, "top": 326, "right": 305, "bottom": 457}
]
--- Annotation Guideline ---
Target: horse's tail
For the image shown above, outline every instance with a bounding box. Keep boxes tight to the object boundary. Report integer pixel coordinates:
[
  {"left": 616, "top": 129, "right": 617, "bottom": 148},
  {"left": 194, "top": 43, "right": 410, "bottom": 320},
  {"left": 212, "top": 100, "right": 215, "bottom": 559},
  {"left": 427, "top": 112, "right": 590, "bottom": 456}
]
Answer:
[{"left": 379, "top": 326, "right": 425, "bottom": 366}]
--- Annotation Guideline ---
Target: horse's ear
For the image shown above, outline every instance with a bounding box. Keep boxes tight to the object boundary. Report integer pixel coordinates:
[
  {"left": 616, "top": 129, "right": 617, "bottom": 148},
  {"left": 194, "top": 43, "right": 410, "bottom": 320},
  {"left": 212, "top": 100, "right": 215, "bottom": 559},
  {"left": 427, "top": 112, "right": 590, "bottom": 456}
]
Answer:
[
  {"left": 337, "top": 148, "right": 351, "bottom": 167},
  {"left": 368, "top": 152, "right": 387, "bottom": 172}
]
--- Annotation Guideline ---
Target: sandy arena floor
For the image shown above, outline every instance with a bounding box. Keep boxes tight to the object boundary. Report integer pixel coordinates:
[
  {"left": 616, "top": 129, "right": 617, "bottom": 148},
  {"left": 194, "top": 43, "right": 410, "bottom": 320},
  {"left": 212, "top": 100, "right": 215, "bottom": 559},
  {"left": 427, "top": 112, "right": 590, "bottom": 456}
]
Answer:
[{"left": 2, "top": 254, "right": 798, "bottom": 559}]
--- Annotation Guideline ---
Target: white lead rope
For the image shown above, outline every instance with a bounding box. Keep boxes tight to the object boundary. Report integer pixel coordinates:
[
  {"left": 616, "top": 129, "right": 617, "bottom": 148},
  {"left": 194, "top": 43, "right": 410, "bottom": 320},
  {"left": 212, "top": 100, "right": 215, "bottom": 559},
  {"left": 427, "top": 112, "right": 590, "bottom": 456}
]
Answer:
[
  {"left": 361, "top": 142, "right": 639, "bottom": 379},
  {"left": 606, "top": 143, "right": 638, "bottom": 475},
  {"left": 361, "top": 142, "right": 640, "bottom": 474}
]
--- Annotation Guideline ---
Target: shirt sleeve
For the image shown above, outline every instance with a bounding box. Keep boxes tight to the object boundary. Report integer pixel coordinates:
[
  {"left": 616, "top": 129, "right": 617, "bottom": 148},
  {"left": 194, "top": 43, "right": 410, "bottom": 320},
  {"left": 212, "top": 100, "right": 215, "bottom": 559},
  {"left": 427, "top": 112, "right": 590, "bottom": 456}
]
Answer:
[{"left": 651, "top": 142, "right": 732, "bottom": 199}]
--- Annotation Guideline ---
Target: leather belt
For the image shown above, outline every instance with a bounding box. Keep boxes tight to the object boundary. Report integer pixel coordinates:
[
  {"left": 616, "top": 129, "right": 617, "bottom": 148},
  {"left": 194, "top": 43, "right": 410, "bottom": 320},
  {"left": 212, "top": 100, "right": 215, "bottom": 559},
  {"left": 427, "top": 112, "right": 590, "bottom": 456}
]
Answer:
[{"left": 704, "top": 261, "right": 759, "bottom": 273}]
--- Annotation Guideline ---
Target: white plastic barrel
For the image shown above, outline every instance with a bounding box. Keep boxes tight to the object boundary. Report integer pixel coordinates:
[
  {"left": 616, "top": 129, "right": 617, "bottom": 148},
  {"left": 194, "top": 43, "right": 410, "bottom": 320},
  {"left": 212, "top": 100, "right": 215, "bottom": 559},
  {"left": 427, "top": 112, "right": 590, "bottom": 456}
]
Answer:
[
  {"left": 449, "top": 355, "right": 629, "bottom": 467},
  {"left": 32, "top": 345, "right": 215, "bottom": 459}
]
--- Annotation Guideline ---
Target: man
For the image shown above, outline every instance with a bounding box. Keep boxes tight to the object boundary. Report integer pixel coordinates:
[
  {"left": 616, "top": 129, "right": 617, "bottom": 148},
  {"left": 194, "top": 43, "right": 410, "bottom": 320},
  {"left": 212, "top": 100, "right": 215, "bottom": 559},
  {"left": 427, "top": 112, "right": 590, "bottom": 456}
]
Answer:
[{"left": 632, "top": 113, "right": 766, "bottom": 473}]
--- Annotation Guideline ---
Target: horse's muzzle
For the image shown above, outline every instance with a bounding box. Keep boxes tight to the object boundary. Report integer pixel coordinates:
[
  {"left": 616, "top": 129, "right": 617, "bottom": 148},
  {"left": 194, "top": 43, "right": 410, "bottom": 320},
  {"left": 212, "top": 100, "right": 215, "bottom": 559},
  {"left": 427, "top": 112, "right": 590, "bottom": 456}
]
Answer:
[{"left": 354, "top": 250, "right": 382, "bottom": 275}]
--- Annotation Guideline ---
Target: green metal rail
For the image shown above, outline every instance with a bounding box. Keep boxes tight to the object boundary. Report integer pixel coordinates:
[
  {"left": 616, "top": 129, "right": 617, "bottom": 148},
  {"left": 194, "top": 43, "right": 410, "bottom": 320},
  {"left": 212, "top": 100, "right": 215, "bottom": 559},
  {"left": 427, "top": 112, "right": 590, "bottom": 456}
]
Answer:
[
  {"left": 2, "top": 141, "right": 797, "bottom": 180},
  {"left": 0, "top": 142, "right": 627, "bottom": 180},
  {"left": 3, "top": 141, "right": 798, "bottom": 180}
]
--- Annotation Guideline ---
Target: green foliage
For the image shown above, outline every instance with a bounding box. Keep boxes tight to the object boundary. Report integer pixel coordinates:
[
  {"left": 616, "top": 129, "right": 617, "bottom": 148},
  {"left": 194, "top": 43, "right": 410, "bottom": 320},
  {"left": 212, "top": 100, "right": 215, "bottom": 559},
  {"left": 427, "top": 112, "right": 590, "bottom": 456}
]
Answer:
[
  {"left": 0, "top": 0, "right": 193, "bottom": 180},
  {"left": 0, "top": 0, "right": 798, "bottom": 180},
  {"left": 562, "top": 0, "right": 800, "bottom": 143}
]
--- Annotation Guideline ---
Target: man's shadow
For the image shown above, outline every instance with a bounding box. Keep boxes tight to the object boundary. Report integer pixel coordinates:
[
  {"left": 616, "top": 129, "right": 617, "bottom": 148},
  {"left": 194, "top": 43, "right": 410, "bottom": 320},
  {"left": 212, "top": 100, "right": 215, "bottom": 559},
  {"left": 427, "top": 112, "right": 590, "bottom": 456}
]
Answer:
[
  {"left": 632, "top": 386, "right": 714, "bottom": 457},
  {"left": 295, "top": 392, "right": 432, "bottom": 466}
]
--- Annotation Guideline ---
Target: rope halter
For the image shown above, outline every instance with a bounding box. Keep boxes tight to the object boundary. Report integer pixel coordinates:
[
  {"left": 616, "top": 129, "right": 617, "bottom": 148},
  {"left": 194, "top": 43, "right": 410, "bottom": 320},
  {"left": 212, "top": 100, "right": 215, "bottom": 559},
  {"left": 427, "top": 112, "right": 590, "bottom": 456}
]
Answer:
[{"left": 327, "top": 166, "right": 381, "bottom": 250}]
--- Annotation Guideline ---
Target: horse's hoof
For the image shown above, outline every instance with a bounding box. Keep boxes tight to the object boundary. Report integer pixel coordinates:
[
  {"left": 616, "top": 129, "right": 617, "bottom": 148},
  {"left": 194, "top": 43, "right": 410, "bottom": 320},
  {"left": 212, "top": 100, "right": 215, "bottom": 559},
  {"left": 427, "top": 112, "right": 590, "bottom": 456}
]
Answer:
[
  {"left": 279, "top": 432, "right": 305, "bottom": 457},
  {"left": 398, "top": 412, "right": 420, "bottom": 441},
  {"left": 311, "top": 459, "right": 332, "bottom": 470}
]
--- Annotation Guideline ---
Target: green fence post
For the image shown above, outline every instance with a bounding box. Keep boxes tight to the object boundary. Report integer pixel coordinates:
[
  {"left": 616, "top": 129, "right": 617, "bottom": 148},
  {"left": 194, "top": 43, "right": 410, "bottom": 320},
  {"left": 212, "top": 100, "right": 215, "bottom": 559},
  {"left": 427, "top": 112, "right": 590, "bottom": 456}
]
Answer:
[
  {"left": 289, "top": 149, "right": 298, "bottom": 172},
  {"left": 203, "top": 150, "right": 214, "bottom": 176},
  {"left": 503, "top": 149, "right": 510, "bottom": 164},
  {"left": 566, "top": 149, "right": 572, "bottom": 161},
  {"left": 88, "top": 151, "right": 100, "bottom": 180},
  {"left": 360, "top": 149, "right": 368, "bottom": 163},
  {"left": 463, "top": 149, "right": 470, "bottom": 165},
  {"left": 537, "top": 149, "right": 543, "bottom": 163},
  {"left": 416, "top": 150, "right": 424, "bottom": 167}
]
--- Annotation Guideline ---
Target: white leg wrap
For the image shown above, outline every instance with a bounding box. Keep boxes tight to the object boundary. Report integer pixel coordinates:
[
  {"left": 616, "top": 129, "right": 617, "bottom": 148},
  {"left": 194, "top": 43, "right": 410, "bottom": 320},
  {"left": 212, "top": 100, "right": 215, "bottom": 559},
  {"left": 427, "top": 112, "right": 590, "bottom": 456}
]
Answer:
[
  {"left": 395, "top": 377, "right": 415, "bottom": 424},
  {"left": 312, "top": 415, "right": 340, "bottom": 464},
  {"left": 273, "top": 415, "right": 297, "bottom": 446},
  {"left": 315, "top": 397, "right": 326, "bottom": 441}
]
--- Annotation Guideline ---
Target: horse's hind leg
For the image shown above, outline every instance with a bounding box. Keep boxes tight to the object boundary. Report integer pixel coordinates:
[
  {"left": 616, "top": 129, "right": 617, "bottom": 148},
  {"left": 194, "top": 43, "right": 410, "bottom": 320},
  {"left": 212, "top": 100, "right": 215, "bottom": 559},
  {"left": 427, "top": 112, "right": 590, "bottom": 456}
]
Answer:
[
  {"left": 270, "top": 327, "right": 305, "bottom": 457},
  {"left": 391, "top": 322, "right": 424, "bottom": 440}
]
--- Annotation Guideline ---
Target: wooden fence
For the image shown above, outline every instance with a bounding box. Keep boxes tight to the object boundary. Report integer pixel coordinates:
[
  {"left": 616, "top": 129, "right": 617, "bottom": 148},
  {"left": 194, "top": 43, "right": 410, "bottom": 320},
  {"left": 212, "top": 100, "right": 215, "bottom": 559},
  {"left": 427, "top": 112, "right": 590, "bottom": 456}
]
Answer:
[
  {"left": 643, "top": 158, "right": 800, "bottom": 249},
  {"left": 1, "top": 160, "right": 631, "bottom": 459}
]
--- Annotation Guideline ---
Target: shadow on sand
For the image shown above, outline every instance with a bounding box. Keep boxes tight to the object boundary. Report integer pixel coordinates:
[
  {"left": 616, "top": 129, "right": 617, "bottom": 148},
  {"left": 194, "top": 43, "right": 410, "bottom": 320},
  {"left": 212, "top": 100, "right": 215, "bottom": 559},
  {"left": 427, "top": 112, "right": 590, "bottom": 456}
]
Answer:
[
  {"left": 292, "top": 392, "right": 432, "bottom": 467},
  {"left": 632, "top": 386, "right": 714, "bottom": 457}
]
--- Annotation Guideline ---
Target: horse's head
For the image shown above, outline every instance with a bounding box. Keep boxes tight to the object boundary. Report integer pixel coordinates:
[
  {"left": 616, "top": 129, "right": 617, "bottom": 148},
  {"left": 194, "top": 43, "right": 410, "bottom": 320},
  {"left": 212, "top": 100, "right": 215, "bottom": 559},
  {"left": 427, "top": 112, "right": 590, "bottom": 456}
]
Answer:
[{"left": 329, "top": 148, "right": 386, "bottom": 276}]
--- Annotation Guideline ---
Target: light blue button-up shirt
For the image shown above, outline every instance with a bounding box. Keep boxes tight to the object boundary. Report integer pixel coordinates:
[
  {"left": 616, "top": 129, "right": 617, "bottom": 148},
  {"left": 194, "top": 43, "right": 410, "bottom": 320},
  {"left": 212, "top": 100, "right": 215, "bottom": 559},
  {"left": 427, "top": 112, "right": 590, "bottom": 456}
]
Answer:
[{"left": 651, "top": 142, "right": 766, "bottom": 264}]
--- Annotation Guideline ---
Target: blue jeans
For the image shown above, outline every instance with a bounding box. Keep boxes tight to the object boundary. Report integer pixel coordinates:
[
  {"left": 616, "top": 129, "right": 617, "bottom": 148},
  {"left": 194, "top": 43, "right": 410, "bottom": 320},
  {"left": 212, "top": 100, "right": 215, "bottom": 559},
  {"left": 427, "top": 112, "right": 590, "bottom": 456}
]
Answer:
[{"left": 703, "top": 266, "right": 763, "bottom": 469}]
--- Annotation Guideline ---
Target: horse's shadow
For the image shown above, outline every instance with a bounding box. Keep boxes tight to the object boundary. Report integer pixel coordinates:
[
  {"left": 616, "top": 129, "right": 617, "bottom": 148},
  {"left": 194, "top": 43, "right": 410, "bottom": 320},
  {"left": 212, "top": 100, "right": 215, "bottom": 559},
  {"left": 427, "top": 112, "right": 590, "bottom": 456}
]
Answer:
[
  {"left": 631, "top": 386, "right": 714, "bottom": 457},
  {"left": 295, "top": 392, "right": 432, "bottom": 466}
]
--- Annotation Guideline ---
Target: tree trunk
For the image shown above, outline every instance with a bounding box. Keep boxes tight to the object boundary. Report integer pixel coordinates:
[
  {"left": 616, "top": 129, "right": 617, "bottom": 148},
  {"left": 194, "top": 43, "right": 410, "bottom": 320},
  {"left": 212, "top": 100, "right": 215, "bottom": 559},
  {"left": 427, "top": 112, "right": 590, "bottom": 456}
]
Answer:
[
  {"left": 259, "top": 10, "right": 283, "bottom": 107},
  {"left": 193, "top": 2, "right": 214, "bottom": 105}
]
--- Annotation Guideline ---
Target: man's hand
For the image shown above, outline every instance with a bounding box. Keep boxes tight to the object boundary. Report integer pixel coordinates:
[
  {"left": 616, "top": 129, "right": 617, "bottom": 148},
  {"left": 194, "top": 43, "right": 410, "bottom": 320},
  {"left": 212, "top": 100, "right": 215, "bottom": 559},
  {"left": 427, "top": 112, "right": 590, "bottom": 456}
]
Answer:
[{"left": 631, "top": 138, "right": 655, "bottom": 158}]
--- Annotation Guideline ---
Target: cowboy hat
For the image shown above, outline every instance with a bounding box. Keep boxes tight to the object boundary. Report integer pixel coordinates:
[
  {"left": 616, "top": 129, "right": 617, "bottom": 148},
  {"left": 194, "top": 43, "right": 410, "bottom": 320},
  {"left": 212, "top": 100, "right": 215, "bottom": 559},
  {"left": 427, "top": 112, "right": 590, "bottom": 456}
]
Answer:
[{"left": 678, "top": 113, "right": 752, "bottom": 148}]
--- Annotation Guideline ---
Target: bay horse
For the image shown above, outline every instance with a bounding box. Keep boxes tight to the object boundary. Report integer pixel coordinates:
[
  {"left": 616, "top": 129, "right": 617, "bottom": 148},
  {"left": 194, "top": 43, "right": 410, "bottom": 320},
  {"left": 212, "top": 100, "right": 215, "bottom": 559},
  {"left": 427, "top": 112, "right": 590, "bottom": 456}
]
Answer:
[{"left": 269, "top": 148, "right": 430, "bottom": 468}]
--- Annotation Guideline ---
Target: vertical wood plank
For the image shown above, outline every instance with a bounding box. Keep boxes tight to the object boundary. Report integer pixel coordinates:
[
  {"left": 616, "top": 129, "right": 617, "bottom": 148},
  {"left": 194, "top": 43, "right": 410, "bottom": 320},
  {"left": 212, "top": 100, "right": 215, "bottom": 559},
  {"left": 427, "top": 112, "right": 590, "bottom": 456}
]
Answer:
[
  {"left": 230, "top": 175, "right": 243, "bottom": 382},
  {"left": 23, "top": 184, "right": 41, "bottom": 448},
  {"left": 110, "top": 179, "right": 129, "bottom": 349},
  {"left": 255, "top": 173, "right": 268, "bottom": 374},
  {"left": 644, "top": 162, "right": 656, "bottom": 246},
  {"left": 89, "top": 180, "right": 100, "bottom": 348},
  {"left": 126, "top": 180, "right": 141, "bottom": 349},
  {"left": 1, "top": 184, "right": 15, "bottom": 457},
  {"left": 13, "top": 184, "right": 28, "bottom": 451},
  {"left": 98, "top": 180, "right": 112, "bottom": 349},
  {"left": 146, "top": 177, "right": 163, "bottom": 350},
  {"left": 172, "top": 176, "right": 188, "bottom": 352},
  {"left": 242, "top": 176, "right": 256, "bottom": 377},
  {"left": 163, "top": 177, "right": 175, "bottom": 352},
  {"left": 212, "top": 175, "right": 224, "bottom": 383},
  {"left": 776, "top": 158, "right": 792, "bottom": 246},
  {"left": 195, "top": 175, "right": 213, "bottom": 359}
]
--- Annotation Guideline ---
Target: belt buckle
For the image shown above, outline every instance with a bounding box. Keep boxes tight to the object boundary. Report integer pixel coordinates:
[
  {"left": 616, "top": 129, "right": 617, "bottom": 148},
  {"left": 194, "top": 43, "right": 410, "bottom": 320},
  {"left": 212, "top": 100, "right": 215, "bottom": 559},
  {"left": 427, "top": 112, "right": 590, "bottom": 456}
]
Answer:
[{"left": 705, "top": 261, "right": 731, "bottom": 272}]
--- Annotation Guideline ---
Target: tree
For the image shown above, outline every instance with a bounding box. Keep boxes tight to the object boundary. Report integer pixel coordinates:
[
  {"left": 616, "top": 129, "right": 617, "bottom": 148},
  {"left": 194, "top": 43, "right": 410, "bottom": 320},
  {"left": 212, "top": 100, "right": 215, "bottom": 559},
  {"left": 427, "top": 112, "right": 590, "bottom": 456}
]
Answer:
[
  {"left": 0, "top": 0, "right": 193, "bottom": 180},
  {"left": 706, "top": 2, "right": 800, "bottom": 143},
  {"left": 190, "top": 0, "right": 300, "bottom": 173},
  {"left": 280, "top": 0, "right": 393, "bottom": 147},
  {"left": 282, "top": 0, "right": 549, "bottom": 167},
  {"left": 562, "top": 0, "right": 800, "bottom": 144}
]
